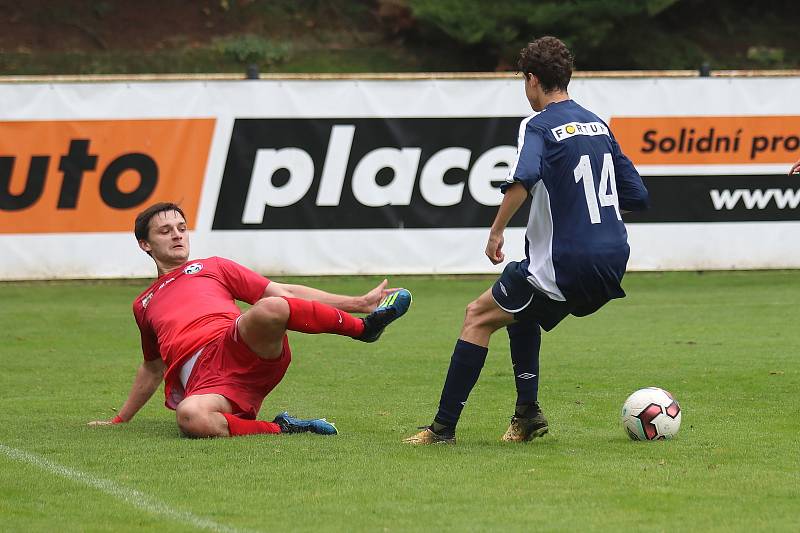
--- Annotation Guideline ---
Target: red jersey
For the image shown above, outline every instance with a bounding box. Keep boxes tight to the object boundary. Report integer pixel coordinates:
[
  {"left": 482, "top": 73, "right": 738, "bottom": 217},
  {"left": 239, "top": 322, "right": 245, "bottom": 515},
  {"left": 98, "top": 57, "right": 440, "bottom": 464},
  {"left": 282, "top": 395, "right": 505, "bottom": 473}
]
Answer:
[{"left": 133, "top": 256, "right": 270, "bottom": 406}]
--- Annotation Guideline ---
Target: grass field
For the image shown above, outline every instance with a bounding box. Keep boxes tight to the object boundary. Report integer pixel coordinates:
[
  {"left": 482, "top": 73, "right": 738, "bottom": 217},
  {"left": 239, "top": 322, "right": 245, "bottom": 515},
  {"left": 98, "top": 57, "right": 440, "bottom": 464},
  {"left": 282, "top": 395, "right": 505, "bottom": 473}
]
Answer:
[{"left": 0, "top": 271, "right": 798, "bottom": 532}]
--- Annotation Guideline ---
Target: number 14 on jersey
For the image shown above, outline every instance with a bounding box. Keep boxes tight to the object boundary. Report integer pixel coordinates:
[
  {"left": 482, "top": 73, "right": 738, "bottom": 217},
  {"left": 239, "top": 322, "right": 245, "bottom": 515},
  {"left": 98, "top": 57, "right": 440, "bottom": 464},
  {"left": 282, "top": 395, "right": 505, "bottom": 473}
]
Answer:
[{"left": 574, "top": 153, "right": 622, "bottom": 224}]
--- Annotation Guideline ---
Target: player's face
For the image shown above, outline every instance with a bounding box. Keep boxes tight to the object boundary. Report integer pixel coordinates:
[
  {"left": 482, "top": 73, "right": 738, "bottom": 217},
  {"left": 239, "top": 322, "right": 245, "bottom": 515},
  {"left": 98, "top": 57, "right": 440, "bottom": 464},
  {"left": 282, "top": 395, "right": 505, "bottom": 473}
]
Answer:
[{"left": 139, "top": 210, "right": 190, "bottom": 264}]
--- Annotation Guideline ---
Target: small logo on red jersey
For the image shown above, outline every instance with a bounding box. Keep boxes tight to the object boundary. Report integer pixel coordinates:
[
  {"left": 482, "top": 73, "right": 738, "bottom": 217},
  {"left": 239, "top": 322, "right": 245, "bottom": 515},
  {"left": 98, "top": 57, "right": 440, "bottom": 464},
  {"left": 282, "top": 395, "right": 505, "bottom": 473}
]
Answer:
[
  {"left": 141, "top": 292, "right": 154, "bottom": 309},
  {"left": 183, "top": 262, "right": 203, "bottom": 275}
]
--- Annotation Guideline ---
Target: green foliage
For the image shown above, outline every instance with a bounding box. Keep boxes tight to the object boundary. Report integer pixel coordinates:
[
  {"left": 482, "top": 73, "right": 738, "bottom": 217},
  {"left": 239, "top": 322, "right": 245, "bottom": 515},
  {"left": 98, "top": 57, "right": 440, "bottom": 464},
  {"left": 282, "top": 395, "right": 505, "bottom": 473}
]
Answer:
[
  {"left": 404, "top": 0, "right": 797, "bottom": 70},
  {"left": 2, "top": 0, "right": 799, "bottom": 74},
  {"left": 407, "top": 0, "right": 678, "bottom": 65},
  {"left": 212, "top": 34, "right": 291, "bottom": 66},
  {"left": 645, "top": 0, "right": 679, "bottom": 15},
  {"left": 746, "top": 46, "right": 786, "bottom": 68}
]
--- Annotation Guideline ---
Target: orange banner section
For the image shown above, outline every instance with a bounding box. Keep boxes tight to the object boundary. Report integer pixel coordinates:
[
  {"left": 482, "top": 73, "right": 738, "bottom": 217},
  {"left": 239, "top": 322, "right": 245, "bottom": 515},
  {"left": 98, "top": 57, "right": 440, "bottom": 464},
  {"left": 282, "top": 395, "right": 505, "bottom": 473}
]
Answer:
[
  {"left": 609, "top": 116, "right": 800, "bottom": 165},
  {"left": 0, "top": 119, "right": 214, "bottom": 233}
]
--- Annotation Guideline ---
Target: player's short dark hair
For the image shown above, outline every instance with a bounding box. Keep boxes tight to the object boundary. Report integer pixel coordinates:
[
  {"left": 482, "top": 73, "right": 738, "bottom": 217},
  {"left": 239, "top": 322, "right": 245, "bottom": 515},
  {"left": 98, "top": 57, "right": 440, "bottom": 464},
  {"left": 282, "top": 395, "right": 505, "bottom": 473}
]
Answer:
[
  {"left": 518, "top": 36, "right": 574, "bottom": 93},
  {"left": 134, "top": 202, "right": 186, "bottom": 242}
]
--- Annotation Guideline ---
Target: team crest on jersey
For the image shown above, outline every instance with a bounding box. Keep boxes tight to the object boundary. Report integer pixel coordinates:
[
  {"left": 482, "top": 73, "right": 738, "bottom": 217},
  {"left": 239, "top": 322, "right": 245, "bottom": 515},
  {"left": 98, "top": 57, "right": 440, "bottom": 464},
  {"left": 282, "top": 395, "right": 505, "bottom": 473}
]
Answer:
[
  {"left": 183, "top": 262, "right": 203, "bottom": 275},
  {"left": 141, "top": 292, "right": 154, "bottom": 309},
  {"left": 551, "top": 121, "right": 609, "bottom": 142}
]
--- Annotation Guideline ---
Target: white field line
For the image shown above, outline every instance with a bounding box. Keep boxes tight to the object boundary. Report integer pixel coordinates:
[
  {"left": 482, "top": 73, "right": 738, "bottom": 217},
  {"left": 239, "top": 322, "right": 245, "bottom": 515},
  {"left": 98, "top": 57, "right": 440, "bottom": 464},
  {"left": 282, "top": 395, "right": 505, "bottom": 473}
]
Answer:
[{"left": 0, "top": 443, "right": 259, "bottom": 533}]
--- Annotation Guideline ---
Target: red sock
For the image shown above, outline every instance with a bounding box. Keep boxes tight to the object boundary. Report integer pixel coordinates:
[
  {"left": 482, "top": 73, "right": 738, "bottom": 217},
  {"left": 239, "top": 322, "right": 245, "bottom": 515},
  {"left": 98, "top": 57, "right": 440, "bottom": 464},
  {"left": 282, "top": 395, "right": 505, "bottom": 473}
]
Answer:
[
  {"left": 282, "top": 297, "right": 365, "bottom": 337},
  {"left": 222, "top": 413, "right": 281, "bottom": 436}
]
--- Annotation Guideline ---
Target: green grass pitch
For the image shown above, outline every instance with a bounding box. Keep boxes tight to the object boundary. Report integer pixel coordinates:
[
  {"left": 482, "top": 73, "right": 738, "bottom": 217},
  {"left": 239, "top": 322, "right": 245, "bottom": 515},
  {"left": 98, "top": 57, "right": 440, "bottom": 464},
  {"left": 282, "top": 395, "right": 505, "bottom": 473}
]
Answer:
[{"left": 0, "top": 272, "right": 798, "bottom": 532}]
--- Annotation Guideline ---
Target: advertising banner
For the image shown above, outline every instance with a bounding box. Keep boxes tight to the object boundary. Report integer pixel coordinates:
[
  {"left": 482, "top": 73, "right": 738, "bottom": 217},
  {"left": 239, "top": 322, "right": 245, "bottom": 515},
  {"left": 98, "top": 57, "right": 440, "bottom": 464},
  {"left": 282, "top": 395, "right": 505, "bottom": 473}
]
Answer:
[
  {"left": 214, "top": 117, "right": 524, "bottom": 230},
  {"left": 1, "top": 119, "right": 213, "bottom": 234},
  {"left": 0, "top": 75, "right": 798, "bottom": 279}
]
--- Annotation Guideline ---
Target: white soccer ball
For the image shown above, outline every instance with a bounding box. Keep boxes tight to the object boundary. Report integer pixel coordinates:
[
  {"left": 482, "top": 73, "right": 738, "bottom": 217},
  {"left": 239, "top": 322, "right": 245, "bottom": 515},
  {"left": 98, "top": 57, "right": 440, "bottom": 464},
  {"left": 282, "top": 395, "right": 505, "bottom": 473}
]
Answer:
[{"left": 621, "top": 387, "right": 682, "bottom": 441}]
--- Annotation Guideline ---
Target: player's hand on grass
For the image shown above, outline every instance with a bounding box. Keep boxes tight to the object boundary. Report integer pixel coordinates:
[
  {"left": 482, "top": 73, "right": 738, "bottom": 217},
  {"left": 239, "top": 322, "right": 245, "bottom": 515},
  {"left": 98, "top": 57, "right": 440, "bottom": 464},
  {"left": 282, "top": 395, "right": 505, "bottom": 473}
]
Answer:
[
  {"left": 789, "top": 158, "right": 800, "bottom": 175},
  {"left": 88, "top": 415, "right": 125, "bottom": 426},
  {"left": 87, "top": 420, "right": 115, "bottom": 426},
  {"left": 486, "top": 232, "right": 505, "bottom": 265}
]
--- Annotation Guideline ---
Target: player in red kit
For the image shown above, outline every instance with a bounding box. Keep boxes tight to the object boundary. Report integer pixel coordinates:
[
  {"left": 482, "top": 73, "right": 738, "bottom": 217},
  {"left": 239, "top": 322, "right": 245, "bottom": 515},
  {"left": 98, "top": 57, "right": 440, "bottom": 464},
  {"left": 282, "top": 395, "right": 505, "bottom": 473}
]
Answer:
[{"left": 88, "top": 202, "right": 412, "bottom": 438}]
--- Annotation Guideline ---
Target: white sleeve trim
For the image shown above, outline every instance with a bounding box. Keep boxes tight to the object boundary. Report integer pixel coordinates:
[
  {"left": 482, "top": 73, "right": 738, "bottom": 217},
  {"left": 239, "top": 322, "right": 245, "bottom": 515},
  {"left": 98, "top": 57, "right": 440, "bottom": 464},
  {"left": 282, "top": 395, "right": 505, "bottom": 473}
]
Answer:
[{"left": 505, "top": 114, "right": 536, "bottom": 185}]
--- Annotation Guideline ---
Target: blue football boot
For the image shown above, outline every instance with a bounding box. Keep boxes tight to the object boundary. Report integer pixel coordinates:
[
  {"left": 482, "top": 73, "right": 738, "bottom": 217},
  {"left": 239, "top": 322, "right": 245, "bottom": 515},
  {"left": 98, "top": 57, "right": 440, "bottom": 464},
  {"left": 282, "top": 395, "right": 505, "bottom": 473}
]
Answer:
[
  {"left": 357, "top": 288, "right": 413, "bottom": 343},
  {"left": 273, "top": 412, "right": 338, "bottom": 435}
]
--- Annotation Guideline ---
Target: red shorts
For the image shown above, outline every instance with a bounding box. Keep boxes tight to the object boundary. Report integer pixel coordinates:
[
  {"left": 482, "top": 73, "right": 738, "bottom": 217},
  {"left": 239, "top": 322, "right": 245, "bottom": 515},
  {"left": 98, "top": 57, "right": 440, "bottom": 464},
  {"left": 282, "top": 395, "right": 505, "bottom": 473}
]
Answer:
[{"left": 183, "top": 318, "right": 292, "bottom": 419}]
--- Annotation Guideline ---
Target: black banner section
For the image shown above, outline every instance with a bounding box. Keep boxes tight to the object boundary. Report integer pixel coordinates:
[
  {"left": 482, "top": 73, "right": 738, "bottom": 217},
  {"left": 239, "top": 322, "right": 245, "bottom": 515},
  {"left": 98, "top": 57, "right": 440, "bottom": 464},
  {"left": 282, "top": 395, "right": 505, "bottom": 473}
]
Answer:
[
  {"left": 212, "top": 118, "right": 800, "bottom": 229},
  {"left": 213, "top": 118, "right": 527, "bottom": 230},
  {"left": 625, "top": 174, "right": 800, "bottom": 223}
]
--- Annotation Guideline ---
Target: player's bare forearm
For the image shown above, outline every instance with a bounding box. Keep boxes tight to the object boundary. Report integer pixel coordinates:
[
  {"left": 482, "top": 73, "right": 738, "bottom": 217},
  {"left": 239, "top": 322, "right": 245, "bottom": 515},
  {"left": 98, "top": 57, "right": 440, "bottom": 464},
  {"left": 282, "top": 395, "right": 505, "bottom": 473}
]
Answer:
[
  {"left": 486, "top": 183, "right": 528, "bottom": 264},
  {"left": 118, "top": 360, "right": 164, "bottom": 420},
  {"left": 269, "top": 280, "right": 390, "bottom": 313},
  {"left": 491, "top": 183, "right": 528, "bottom": 234},
  {"left": 89, "top": 359, "right": 164, "bottom": 425},
  {"left": 280, "top": 284, "right": 361, "bottom": 310}
]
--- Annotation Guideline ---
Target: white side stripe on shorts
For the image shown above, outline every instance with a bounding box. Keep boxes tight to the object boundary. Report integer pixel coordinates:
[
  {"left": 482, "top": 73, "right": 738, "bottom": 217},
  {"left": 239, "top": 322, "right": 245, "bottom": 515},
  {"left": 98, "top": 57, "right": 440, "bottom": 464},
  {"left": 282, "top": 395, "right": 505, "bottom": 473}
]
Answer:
[{"left": 179, "top": 348, "right": 204, "bottom": 389}]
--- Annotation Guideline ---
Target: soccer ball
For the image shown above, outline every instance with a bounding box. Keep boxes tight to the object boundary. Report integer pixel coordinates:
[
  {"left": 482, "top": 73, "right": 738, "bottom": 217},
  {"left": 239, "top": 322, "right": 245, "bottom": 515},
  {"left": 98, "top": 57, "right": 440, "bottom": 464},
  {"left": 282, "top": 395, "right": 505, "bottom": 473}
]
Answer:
[{"left": 621, "top": 387, "right": 682, "bottom": 441}]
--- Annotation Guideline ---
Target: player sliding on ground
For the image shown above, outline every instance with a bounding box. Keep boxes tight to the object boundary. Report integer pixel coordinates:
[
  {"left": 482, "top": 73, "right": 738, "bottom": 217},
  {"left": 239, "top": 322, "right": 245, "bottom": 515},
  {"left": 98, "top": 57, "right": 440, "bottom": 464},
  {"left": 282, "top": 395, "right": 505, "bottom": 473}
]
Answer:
[
  {"left": 404, "top": 36, "right": 648, "bottom": 445},
  {"left": 89, "top": 202, "right": 411, "bottom": 438}
]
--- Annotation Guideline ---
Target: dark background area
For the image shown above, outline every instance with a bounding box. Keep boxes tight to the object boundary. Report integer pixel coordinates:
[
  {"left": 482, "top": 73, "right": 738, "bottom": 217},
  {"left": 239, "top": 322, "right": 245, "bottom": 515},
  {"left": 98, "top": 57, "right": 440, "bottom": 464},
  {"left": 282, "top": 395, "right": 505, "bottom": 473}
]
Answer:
[{"left": 0, "top": 0, "right": 797, "bottom": 75}]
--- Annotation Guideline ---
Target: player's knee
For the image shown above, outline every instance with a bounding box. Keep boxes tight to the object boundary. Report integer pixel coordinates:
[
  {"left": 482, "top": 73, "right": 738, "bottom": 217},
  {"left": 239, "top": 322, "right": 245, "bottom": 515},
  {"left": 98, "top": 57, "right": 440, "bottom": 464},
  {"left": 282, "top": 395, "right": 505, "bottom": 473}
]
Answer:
[
  {"left": 250, "top": 297, "right": 290, "bottom": 328},
  {"left": 464, "top": 298, "right": 506, "bottom": 333},
  {"left": 464, "top": 299, "right": 489, "bottom": 327},
  {"left": 176, "top": 403, "right": 217, "bottom": 438}
]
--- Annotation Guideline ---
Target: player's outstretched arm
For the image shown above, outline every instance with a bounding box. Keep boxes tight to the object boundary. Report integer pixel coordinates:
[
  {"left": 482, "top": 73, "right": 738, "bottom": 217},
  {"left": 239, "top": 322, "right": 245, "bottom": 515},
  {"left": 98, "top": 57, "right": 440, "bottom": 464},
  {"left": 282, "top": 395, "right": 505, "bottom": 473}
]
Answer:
[
  {"left": 263, "top": 279, "right": 394, "bottom": 313},
  {"left": 789, "top": 158, "right": 800, "bottom": 175},
  {"left": 88, "top": 358, "right": 165, "bottom": 426}
]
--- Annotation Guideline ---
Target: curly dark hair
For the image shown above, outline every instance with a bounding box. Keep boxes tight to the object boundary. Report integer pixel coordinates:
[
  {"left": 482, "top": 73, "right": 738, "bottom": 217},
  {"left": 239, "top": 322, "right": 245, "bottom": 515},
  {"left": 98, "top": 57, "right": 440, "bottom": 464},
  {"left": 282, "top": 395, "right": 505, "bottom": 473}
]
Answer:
[
  {"left": 134, "top": 202, "right": 185, "bottom": 242},
  {"left": 518, "top": 36, "right": 574, "bottom": 93}
]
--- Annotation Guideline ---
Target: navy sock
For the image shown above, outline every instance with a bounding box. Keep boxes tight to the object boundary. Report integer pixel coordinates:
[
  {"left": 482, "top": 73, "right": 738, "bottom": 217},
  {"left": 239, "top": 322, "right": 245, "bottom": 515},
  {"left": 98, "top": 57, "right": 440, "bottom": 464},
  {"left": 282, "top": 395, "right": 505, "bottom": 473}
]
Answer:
[
  {"left": 507, "top": 321, "right": 541, "bottom": 407},
  {"left": 433, "top": 339, "right": 488, "bottom": 431}
]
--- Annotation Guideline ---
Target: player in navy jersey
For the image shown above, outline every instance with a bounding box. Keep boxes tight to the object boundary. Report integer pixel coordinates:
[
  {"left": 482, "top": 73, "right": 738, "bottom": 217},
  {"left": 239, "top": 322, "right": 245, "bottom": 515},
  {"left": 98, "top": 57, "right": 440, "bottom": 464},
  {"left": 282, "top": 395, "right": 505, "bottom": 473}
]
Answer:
[{"left": 404, "top": 36, "right": 648, "bottom": 445}]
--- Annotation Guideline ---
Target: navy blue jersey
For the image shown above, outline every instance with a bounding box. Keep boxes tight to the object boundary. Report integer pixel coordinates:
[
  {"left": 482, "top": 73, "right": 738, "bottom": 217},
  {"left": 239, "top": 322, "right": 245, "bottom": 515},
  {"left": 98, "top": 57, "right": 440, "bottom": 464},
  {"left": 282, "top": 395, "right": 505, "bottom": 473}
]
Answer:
[{"left": 502, "top": 100, "right": 648, "bottom": 303}]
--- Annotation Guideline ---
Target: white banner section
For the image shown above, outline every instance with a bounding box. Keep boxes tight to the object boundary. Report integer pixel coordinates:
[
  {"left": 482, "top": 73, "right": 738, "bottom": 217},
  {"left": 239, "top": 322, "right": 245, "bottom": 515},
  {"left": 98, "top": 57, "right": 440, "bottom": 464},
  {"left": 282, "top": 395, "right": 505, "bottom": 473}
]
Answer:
[{"left": 1, "top": 76, "right": 799, "bottom": 279}]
